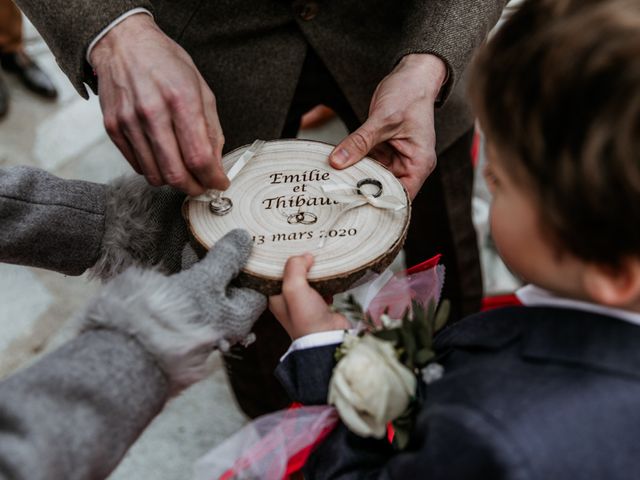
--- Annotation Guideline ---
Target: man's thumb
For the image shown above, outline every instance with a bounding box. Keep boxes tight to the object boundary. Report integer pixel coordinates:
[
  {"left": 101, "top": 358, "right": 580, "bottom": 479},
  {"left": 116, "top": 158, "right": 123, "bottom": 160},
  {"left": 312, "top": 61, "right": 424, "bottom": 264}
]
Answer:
[{"left": 329, "top": 120, "right": 381, "bottom": 169}]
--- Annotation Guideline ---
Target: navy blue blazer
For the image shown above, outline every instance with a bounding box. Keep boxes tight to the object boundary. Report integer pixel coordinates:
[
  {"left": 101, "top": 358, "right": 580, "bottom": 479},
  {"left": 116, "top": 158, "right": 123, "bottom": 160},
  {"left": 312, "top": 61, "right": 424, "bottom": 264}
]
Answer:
[{"left": 275, "top": 306, "right": 640, "bottom": 479}]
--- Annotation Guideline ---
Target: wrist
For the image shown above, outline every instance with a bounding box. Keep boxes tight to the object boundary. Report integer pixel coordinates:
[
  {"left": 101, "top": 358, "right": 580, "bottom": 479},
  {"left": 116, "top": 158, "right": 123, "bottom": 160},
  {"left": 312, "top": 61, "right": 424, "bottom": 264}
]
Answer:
[
  {"left": 397, "top": 53, "right": 448, "bottom": 100},
  {"left": 290, "top": 314, "right": 350, "bottom": 340},
  {"left": 90, "top": 13, "right": 158, "bottom": 69}
]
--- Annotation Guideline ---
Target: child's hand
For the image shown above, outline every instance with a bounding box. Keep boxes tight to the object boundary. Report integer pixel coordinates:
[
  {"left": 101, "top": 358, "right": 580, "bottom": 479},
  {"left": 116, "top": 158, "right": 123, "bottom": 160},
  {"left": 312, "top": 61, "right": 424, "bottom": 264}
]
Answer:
[{"left": 269, "top": 253, "right": 349, "bottom": 339}]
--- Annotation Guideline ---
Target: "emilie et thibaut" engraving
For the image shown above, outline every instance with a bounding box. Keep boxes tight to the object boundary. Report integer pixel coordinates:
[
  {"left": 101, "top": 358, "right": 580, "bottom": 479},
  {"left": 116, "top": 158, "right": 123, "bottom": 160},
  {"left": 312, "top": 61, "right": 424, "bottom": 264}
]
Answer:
[{"left": 261, "top": 169, "right": 339, "bottom": 210}]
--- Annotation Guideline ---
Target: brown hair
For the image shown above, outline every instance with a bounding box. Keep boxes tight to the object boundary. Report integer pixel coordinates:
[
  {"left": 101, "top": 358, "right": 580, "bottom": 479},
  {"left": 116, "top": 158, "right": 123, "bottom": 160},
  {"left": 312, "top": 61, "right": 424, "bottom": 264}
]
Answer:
[{"left": 471, "top": 0, "right": 640, "bottom": 266}]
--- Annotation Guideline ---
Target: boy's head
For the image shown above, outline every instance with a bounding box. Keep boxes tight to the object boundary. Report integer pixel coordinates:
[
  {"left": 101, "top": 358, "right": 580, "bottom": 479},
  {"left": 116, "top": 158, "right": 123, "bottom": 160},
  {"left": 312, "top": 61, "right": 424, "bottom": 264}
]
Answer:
[{"left": 470, "top": 0, "right": 640, "bottom": 306}]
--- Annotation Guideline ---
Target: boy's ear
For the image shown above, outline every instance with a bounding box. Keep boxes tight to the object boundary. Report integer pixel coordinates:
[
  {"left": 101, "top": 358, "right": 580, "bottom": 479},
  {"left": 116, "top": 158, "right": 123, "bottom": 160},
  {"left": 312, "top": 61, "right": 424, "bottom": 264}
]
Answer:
[{"left": 583, "top": 258, "right": 640, "bottom": 308}]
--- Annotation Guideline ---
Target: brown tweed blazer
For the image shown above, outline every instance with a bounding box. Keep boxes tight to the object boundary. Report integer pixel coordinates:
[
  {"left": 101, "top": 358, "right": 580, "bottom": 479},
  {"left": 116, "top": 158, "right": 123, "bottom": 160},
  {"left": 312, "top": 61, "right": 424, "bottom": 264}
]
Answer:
[{"left": 16, "top": 0, "right": 506, "bottom": 153}]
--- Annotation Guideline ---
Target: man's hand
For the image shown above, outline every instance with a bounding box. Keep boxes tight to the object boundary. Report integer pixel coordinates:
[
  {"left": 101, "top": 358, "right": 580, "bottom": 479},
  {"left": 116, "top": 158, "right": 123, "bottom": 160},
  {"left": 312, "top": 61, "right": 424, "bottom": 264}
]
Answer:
[
  {"left": 90, "top": 14, "right": 228, "bottom": 196},
  {"left": 328, "top": 54, "right": 447, "bottom": 199},
  {"left": 269, "top": 254, "right": 349, "bottom": 340}
]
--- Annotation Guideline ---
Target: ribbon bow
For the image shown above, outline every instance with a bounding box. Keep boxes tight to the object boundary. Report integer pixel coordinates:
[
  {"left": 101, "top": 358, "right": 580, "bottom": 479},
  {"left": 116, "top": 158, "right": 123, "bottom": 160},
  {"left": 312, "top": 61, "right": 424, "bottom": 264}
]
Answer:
[{"left": 318, "top": 182, "right": 406, "bottom": 247}]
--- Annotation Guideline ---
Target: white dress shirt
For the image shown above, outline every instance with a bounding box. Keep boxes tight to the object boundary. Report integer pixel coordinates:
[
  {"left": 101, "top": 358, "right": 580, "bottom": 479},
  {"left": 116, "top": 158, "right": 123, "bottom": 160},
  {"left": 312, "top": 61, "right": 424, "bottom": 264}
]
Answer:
[
  {"left": 515, "top": 284, "right": 640, "bottom": 326},
  {"left": 87, "top": 8, "right": 153, "bottom": 65}
]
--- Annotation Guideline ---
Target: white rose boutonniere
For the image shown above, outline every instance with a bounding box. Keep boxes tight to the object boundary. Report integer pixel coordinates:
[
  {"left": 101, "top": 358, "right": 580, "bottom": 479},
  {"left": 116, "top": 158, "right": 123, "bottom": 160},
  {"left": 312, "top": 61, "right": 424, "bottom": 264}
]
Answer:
[
  {"left": 328, "top": 334, "right": 416, "bottom": 438},
  {"left": 329, "top": 298, "right": 450, "bottom": 449}
]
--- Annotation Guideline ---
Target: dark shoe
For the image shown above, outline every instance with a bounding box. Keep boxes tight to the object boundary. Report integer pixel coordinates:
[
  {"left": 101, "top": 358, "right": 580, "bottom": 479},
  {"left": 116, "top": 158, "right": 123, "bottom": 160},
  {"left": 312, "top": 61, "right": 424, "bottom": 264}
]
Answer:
[
  {"left": 0, "top": 73, "right": 8, "bottom": 120},
  {"left": 0, "top": 51, "right": 58, "bottom": 99}
]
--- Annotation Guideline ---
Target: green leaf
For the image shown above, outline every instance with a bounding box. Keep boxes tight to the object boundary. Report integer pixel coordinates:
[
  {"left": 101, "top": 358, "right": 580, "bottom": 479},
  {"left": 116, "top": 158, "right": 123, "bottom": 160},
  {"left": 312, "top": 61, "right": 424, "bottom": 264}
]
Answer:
[
  {"left": 334, "top": 343, "right": 349, "bottom": 362},
  {"left": 399, "top": 323, "right": 417, "bottom": 369},
  {"left": 392, "top": 425, "right": 411, "bottom": 450},
  {"left": 424, "top": 301, "right": 436, "bottom": 347},
  {"left": 413, "top": 306, "right": 431, "bottom": 350},
  {"left": 434, "top": 299, "right": 451, "bottom": 332},
  {"left": 373, "top": 329, "right": 400, "bottom": 344},
  {"left": 426, "top": 300, "right": 437, "bottom": 323},
  {"left": 391, "top": 401, "right": 418, "bottom": 450},
  {"left": 334, "top": 294, "right": 368, "bottom": 325},
  {"left": 415, "top": 348, "right": 435, "bottom": 368}
]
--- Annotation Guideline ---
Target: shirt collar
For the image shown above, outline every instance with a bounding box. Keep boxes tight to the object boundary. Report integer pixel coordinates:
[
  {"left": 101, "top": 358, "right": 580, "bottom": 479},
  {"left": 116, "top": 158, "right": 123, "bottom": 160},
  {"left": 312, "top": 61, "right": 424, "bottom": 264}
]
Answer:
[{"left": 516, "top": 284, "right": 640, "bottom": 327}]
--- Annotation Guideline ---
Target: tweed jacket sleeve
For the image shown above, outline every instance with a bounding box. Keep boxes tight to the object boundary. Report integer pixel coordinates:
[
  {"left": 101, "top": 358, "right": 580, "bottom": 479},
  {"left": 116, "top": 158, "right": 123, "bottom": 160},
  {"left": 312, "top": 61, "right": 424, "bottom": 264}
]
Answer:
[
  {"left": 0, "top": 330, "right": 168, "bottom": 480},
  {"left": 397, "top": 0, "right": 509, "bottom": 101},
  {"left": 0, "top": 166, "right": 107, "bottom": 275},
  {"left": 13, "top": 0, "right": 153, "bottom": 97}
]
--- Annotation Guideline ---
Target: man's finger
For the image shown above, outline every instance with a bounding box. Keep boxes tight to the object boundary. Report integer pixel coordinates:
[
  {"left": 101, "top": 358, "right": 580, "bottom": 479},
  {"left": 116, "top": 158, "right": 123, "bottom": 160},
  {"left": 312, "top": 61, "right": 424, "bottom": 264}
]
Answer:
[
  {"left": 103, "top": 102, "right": 145, "bottom": 176},
  {"left": 106, "top": 126, "right": 143, "bottom": 175},
  {"left": 200, "top": 78, "right": 229, "bottom": 189},
  {"left": 329, "top": 118, "right": 387, "bottom": 169},
  {"left": 118, "top": 114, "right": 164, "bottom": 186},
  {"left": 400, "top": 176, "right": 423, "bottom": 200},
  {"left": 171, "top": 82, "right": 229, "bottom": 191},
  {"left": 141, "top": 103, "right": 204, "bottom": 196},
  {"left": 399, "top": 149, "right": 437, "bottom": 200},
  {"left": 368, "top": 143, "right": 395, "bottom": 167}
]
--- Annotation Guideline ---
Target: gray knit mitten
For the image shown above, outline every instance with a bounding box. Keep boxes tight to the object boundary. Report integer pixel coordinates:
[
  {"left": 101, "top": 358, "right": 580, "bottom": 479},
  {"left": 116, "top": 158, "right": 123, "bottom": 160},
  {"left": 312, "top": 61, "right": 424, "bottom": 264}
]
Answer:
[
  {"left": 91, "top": 175, "right": 190, "bottom": 280},
  {"left": 83, "top": 229, "right": 266, "bottom": 393}
]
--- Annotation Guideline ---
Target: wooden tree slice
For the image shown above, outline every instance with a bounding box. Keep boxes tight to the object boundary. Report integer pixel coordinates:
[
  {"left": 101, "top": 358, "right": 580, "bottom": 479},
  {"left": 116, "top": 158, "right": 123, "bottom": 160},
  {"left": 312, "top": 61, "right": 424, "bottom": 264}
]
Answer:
[{"left": 183, "top": 139, "right": 411, "bottom": 296}]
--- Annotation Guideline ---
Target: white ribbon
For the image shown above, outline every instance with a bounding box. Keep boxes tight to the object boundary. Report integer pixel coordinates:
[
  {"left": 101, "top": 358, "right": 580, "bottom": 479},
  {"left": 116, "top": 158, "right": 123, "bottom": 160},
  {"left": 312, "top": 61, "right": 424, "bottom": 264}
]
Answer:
[
  {"left": 322, "top": 183, "right": 406, "bottom": 210},
  {"left": 191, "top": 139, "right": 266, "bottom": 203},
  {"left": 318, "top": 183, "right": 406, "bottom": 247}
]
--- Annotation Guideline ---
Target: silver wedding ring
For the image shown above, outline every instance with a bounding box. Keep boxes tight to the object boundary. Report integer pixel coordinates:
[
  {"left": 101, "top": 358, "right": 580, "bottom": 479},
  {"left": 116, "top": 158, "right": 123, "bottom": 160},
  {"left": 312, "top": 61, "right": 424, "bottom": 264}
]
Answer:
[
  {"left": 287, "top": 211, "right": 318, "bottom": 225},
  {"left": 356, "top": 178, "right": 383, "bottom": 198},
  {"left": 209, "top": 197, "right": 233, "bottom": 215}
]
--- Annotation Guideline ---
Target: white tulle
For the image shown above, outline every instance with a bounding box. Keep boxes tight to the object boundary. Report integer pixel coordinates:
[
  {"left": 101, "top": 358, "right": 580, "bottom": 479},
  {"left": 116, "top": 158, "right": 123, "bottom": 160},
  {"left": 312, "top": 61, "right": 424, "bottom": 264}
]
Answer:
[
  {"left": 193, "top": 406, "right": 338, "bottom": 480},
  {"left": 367, "top": 264, "right": 445, "bottom": 324}
]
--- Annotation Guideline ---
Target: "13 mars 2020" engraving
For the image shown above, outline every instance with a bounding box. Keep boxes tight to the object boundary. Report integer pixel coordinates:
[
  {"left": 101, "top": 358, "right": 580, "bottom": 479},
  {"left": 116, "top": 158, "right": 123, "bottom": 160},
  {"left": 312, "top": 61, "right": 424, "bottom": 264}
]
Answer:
[{"left": 252, "top": 228, "right": 358, "bottom": 245}]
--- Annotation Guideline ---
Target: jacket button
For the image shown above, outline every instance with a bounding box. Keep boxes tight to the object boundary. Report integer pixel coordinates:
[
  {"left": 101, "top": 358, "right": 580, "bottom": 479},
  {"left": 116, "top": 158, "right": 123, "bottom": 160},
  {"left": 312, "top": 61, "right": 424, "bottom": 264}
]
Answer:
[{"left": 293, "top": 1, "right": 319, "bottom": 21}]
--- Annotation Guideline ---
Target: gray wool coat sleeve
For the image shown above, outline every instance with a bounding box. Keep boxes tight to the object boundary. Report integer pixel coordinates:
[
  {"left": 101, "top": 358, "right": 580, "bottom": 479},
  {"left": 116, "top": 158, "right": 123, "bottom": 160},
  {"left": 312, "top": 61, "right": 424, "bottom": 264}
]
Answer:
[
  {"left": 13, "top": 0, "right": 153, "bottom": 97},
  {"left": 0, "top": 329, "right": 168, "bottom": 480},
  {"left": 0, "top": 166, "right": 107, "bottom": 275}
]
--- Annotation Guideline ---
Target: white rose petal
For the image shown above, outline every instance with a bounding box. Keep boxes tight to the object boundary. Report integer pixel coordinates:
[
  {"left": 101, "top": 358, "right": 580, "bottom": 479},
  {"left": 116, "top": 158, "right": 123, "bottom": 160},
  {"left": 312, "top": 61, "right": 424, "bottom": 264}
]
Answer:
[
  {"left": 328, "top": 335, "right": 417, "bottom": 438},
  {"left": 340, "top": 333, "right": 360, "bottom": 352},
  {"left": 333, "top": 394, "right": 383, "bottom": 438},
  {"left": 331, "top": 369, "right": 361, "bottom": 406}
]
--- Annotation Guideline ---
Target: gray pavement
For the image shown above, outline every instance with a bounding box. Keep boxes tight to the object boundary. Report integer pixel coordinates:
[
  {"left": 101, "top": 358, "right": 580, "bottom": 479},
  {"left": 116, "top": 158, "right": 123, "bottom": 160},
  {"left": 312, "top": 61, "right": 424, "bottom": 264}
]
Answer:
[{"left": 0, "top": 16, "right": 517, "bottom": 480}]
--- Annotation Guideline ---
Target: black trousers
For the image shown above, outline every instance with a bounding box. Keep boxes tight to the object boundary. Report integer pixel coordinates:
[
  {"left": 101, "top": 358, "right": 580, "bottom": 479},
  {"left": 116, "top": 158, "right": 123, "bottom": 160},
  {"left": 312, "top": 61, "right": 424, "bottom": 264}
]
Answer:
[{"left": 224, "top": 49, "right": 482, "bottom": 418}]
